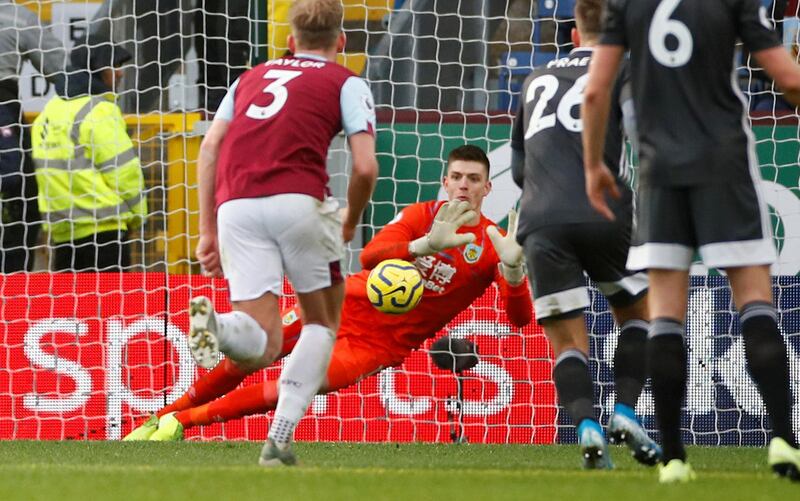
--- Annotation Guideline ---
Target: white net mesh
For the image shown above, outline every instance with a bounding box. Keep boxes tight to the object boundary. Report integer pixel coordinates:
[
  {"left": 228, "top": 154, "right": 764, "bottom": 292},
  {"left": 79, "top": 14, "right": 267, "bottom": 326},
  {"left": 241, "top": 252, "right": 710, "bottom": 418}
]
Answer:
[{"left": 0, "top": 0, "right": 798, "bottom": 445}]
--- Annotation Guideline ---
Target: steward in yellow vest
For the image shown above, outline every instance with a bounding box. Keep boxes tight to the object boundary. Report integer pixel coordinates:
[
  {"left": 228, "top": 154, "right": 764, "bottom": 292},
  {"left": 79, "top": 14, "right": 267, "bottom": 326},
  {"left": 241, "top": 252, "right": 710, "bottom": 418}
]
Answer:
[{"left": 32, "top": 37, "right": 146, "bottom": 271}]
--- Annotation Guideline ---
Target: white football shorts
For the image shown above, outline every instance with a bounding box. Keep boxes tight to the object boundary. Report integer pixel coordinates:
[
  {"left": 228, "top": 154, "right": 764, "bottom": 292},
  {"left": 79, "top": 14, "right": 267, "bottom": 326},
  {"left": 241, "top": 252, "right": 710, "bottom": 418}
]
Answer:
[{"left": 217, "top": 194, "right": 344, "bottom": 301}]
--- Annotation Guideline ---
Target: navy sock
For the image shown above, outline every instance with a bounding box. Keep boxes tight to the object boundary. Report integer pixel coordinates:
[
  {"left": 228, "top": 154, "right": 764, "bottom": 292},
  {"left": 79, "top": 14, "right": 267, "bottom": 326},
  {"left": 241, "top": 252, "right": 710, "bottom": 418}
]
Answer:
[
  {"left": 614, "top": 319, "right": 648, "bottom": 409},
  {"left": 648, "top": 318, "right": 687, "bottom": 463},
  {"left": 553, "top": 349, "right": 595, "bottom": 427},
  {"left": 741, "top": 302, "right": 797, "bottom": 447}
]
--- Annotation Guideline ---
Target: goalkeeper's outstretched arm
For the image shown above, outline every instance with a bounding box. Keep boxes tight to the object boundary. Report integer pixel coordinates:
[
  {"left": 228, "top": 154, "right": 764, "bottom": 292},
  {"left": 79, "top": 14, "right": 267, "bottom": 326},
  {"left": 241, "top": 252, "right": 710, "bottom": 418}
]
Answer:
[
  {"left": 359, "top": 203, "right": 427, "bottom": 268},
  {"left": 360, "top": 201, "right": 476, "bottom": 268},
  {"left": 487, "top": 210, "right": 532, "bottom": 328},
  {"left": 496, "top": 272, "right": 533, "bottom": 327}
]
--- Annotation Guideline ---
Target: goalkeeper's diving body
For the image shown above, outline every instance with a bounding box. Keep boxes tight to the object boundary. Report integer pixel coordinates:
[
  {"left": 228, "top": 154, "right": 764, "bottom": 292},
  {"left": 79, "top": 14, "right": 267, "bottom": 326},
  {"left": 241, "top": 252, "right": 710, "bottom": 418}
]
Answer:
[{"left": 124, "top": 145, "right": 533, "bottom": 444}]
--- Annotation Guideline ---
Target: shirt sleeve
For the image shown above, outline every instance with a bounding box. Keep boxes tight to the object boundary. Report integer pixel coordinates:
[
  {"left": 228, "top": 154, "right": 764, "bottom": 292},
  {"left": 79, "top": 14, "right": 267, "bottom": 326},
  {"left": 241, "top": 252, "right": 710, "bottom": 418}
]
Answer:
[
  {"left": 737, "top": 0, "right": 782, "bottom": 53},
  {"left": 609, "top": 61, "right": 626, "bottom": 139},
  {"left": 340, "top": 76, "right": 376, "bottom": 136},
  {"left": 214, "top": 78, "right": 239, "bottom": 121},
  {"left": 359, "top": 202, "right": 432, "bottom": 269},
  {"left": 510, "top": 95, "right": 526, "bottom": 151},
  {"left": 616, "top": 60, "right": 640, "bottom": 157},
  {"left": 599, "top": 0, "right": 628, "bottom": 47},
  {"left": 493, "top": 264, "right": 533, "bottom": 327}
]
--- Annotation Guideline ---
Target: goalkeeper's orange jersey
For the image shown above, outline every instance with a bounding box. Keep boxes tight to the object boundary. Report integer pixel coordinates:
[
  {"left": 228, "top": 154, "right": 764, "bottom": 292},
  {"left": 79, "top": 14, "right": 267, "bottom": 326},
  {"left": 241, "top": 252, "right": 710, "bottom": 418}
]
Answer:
[{"left": 340, "top": 200, "right": 533, "bottom": 358}]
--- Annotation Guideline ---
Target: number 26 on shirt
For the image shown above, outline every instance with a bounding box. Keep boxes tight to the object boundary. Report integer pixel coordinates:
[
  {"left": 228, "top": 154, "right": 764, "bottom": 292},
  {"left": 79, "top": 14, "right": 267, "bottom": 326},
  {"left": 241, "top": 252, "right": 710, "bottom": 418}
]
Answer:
[{"left": 524, "top": 73, "right": 589, "bottom": 139}]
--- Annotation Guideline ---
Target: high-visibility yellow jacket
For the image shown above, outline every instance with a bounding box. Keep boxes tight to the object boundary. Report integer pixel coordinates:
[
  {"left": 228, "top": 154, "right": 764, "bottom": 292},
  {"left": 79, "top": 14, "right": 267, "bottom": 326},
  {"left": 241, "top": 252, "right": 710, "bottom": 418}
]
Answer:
[{"left": 32, "top": 94, "right": 147, "bottom": 244}]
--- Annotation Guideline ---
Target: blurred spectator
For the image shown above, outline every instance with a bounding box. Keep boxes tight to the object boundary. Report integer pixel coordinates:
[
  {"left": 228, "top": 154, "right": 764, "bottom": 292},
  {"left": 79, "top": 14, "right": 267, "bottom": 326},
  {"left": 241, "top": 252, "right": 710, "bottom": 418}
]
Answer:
[
  {"left": 195, "top": 0, "right": 251, "bottom": 113},
  {"left": 32, "top": 36, "right": 147, "bottom": 272},
  {"left": 0, "top": 0, "right": 67, "bottom": 272}
]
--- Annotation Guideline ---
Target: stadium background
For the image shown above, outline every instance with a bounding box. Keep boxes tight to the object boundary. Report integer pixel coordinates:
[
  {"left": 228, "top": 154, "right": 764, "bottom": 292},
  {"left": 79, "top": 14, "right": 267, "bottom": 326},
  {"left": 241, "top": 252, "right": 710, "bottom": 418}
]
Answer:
[{"left": 0, "top": 0, "right": 798, "bottom": 446}]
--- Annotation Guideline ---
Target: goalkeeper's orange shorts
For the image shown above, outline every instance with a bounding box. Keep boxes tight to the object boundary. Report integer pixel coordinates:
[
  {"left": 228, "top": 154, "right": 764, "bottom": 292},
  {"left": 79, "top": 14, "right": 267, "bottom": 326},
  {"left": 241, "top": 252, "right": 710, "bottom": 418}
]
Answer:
[{"left": 279, "top": 306, "right": 409, "bottom": 392}]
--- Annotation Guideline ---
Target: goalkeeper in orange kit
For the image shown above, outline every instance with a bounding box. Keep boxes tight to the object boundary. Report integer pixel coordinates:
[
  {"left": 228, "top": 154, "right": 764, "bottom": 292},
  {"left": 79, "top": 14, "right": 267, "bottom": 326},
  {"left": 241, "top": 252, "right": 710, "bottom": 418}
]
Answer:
[{"left": 124, "top": 145, "right": 533, "bottom": 442}]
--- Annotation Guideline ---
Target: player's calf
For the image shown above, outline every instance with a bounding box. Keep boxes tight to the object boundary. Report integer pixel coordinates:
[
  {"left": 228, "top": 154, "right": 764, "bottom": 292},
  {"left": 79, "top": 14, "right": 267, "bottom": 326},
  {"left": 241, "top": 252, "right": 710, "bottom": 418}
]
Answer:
[{"left": 188, "top": 296, "right": 270, "bottom": 369}]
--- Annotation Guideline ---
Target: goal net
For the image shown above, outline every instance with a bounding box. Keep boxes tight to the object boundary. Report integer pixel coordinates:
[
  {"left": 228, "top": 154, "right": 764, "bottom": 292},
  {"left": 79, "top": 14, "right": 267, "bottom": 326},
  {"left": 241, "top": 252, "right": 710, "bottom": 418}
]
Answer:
[{"left": 1, "top": 0, "right": 798, "bottom": 446}]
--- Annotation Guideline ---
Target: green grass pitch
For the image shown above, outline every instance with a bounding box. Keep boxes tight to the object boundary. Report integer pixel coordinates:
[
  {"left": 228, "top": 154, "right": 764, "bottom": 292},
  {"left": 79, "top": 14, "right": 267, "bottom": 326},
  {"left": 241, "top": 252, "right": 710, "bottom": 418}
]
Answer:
[{"left": 0, "top": 441, "right": 796, "bottom": 500}]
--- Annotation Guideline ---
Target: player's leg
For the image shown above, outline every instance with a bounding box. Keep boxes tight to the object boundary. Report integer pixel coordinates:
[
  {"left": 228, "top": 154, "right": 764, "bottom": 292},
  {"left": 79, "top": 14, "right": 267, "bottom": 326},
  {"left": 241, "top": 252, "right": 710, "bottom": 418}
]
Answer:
[
  {"left": 261, "top": 283, "right": 343, "bottom": 465},
  {"left": 123, "top": 358, "right": 251, "bottom": 441},
  {"left": 609, "top": 299, "right": 649, "bottom": 412},
  {"left": 727, "top": 265, "right": 799, "bottom": 479},
  {"left": 580, "top": 218, "right": 660, "bottom": 466},
  {"left": 604, "top": 297, "right": 662, "bottom": 466},
  {"left": 523, "top": 226, "right": 611, "bottom": 469},
  {"left": 150, "top": 334, "right": 392, "bottom": 444},
  {"left": 176, "top": 301, "right": 305, "bottom": 418},
  {"left": 695, "top": 178, "right": 799, "bottom": 479},
  {"left": 647, "top": 269, "right": 692, "bottom": 481},
  {"left": 124, "top": 307, "right": 305, "bottom": 441},
  {"left": 261, "top": 194, "right": 346, "bottom": 466},
  {"left": 627, "top": 185, "right": 696, "bottom": 482},
  {"left": 150, "top": 380, "right": 280, "bottom": 442},
  {"left": 598, "top": 282, "right": 658, "bottom": 468},
  {"left": 542, "top": 315, "right": 613, "bottom": 469},
  {"left": 188, "top": 199, "right": 286, "bottom": 370}
]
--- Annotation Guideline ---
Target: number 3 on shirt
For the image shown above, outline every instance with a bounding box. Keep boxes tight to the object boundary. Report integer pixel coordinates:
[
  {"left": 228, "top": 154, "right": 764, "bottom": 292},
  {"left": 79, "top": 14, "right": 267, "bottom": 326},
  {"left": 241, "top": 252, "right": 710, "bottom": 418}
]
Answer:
[
  {"left": 649, "top": 0, "right": 693, "bottom": 68},
  {"left": 246, "top": 69, "right": 302, "bottom": 120}
]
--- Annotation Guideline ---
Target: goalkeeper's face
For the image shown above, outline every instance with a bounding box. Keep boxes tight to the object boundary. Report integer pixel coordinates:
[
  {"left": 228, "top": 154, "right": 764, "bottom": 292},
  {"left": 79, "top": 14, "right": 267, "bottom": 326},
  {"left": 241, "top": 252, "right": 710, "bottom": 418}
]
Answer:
[{"left": 443, "top": 160, "right": 492, "bottom": 212}]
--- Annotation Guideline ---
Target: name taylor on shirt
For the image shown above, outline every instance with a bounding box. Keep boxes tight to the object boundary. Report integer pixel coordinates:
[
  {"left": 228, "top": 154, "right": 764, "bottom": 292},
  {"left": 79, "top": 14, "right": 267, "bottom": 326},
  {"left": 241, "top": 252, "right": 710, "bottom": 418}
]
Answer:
[{"left": 266, "top": 58, "right": 326, "bottom": 69}]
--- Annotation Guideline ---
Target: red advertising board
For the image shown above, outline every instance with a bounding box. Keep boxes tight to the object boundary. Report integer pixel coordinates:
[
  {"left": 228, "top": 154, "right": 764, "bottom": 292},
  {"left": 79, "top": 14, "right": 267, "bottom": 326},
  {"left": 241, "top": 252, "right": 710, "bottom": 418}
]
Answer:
[{"left": 0, "top": 273, "right": 557, "bottom": 443}]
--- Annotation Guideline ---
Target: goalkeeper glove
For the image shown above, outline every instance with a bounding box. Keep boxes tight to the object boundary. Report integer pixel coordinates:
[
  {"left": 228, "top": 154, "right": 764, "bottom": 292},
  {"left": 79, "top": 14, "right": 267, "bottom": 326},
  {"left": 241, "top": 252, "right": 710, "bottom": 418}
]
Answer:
[
  {"left": 486, "top": 209, "right": 525, "bottom": 285},
  {"left": 408, "top": 201, "right": 477, "bottom": 256}
]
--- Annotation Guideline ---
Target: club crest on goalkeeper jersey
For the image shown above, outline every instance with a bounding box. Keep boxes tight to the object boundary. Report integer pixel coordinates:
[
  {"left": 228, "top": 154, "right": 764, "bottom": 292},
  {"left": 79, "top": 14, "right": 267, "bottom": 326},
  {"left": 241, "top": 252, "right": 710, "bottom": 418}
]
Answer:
[
  {"left": 215, "top": 54, "right": 374, "bottom": 208},
  {"left": 601, "top": 0, "right": 781, "bottom": 186}
]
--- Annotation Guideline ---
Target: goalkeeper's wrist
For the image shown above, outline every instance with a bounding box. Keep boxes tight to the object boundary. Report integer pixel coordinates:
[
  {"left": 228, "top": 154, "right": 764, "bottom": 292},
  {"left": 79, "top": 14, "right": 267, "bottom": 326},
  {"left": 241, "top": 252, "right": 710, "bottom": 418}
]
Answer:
[
  {"left": 408, "top": 234, "right": 436, "bottom": 257},
  {"left": 500, "top": 263, "right": 525, "bottom": 286}
]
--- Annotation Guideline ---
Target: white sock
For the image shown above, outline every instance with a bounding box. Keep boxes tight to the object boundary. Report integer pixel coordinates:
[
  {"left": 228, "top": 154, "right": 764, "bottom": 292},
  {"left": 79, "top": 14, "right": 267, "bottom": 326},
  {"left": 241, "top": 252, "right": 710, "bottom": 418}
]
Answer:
[
  {"left": 215, "top": 311, "right": 268, "bottom": 362},
  {"left": 268, "top": 323, "right": 335, "bottom": 446}
]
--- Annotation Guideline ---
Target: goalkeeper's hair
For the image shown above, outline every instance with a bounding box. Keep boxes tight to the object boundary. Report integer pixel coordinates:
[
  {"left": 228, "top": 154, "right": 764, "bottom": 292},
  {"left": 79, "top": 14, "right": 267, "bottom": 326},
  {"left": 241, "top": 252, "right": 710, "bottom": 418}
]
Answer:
[
  {"left": 575, "top": 0, "right": 604, "bottom": 42},
  {"left": 290, "top": 0, "right": 344, "bottom": 50},
  {"left": 447, "top": 144, "right": 490, "bottom": 177}
]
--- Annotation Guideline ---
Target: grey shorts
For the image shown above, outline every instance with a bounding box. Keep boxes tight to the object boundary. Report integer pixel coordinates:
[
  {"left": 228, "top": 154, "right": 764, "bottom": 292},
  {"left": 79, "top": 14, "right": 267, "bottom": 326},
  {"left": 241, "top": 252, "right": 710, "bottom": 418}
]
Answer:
[
  {"left": 524, "top": 221, "right": 648, "bottom": 321},
  {"left": 628, "top": 181, "right": 776, "bottom": 271}
]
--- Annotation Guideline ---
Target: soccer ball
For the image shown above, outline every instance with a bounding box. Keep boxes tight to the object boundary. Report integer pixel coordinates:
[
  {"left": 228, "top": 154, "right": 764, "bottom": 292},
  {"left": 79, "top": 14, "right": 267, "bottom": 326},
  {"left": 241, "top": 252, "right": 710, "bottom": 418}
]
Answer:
[{"left": 366, "top": 259, "right": 424, "bottom": 314}]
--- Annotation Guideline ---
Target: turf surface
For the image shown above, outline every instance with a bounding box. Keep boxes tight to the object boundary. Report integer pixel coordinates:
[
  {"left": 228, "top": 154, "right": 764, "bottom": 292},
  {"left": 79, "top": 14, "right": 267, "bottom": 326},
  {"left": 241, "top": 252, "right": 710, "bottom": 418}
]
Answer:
[{"left": 0, "top": 441, "right": 796, "bottom": 500}]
